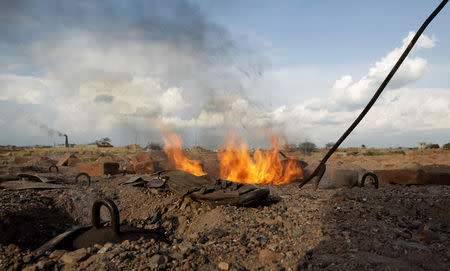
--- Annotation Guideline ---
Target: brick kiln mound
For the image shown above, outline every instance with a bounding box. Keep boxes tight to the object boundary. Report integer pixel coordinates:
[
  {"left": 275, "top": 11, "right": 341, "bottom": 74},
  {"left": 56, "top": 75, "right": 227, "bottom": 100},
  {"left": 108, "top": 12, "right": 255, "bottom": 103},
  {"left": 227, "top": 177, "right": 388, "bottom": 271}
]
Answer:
[{"left": 0, "top": 147, "right": 448, "bottom": 270}]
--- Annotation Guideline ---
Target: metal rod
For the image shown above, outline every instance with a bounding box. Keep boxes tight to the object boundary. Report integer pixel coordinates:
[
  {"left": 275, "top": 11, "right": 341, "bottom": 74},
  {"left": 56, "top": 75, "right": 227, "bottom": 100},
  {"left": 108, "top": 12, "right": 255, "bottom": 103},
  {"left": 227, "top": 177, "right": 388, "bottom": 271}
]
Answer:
[{"left": 299, "top": 0, "right": 448, "bottom": 189}]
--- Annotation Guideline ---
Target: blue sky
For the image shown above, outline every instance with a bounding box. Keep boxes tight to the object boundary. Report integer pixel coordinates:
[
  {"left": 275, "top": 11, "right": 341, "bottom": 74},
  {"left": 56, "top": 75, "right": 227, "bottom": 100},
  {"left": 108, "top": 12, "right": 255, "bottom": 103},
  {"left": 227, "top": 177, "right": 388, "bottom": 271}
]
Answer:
[
  {"left": 0, "top": 0, "right": 449, "bottom": 148},
  {"left": 201, "top": 0, "right": 450, "bottom": 97}
]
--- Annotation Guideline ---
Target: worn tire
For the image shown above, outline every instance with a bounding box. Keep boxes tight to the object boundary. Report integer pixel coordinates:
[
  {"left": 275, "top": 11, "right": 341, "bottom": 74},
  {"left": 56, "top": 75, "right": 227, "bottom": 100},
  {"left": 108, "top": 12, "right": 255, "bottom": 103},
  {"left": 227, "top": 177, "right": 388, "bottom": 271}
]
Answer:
[{"left": 361, "top": 172, "right": 379, "bottom": 189}]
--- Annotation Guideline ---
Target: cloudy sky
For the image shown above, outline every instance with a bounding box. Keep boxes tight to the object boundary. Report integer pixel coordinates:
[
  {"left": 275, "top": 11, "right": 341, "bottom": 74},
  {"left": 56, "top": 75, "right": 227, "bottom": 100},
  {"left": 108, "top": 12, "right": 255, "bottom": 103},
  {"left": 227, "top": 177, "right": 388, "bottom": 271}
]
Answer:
[{"left": 0, "top": 0, "right": 449, "bottom": 148}]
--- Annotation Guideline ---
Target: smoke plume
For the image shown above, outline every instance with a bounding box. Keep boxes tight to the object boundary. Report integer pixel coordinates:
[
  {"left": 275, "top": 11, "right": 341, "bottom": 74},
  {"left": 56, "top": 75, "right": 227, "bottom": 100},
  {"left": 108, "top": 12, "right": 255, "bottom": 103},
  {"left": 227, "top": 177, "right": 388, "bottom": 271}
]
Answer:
[
  {"left": 0, "top": 0, "right": 270, "bottom": 147},
  {"left": 29, "top": 117, "right": 64, "bottom": 137}
]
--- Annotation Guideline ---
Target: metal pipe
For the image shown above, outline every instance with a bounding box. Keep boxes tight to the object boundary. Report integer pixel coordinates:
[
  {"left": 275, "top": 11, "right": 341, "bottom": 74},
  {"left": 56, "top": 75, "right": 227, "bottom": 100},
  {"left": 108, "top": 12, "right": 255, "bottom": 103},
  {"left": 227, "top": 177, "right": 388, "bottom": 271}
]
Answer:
[{"left": 299, "top": 0, "right": 448, "bottom": 189}]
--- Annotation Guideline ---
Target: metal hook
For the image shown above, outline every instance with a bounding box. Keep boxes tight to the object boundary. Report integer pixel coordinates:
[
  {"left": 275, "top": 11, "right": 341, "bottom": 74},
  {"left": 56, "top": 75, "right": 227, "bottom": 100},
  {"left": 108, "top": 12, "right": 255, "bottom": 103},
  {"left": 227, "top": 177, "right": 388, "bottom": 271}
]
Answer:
[
  {"left": 75, "top": 172, "right": 91, "bottom": 187},
  {"left": 91, "top": 199, "right": 120, "bottom": 235},
  {"left": 49, "top": 164, "right": 59, "bottom": 173}
]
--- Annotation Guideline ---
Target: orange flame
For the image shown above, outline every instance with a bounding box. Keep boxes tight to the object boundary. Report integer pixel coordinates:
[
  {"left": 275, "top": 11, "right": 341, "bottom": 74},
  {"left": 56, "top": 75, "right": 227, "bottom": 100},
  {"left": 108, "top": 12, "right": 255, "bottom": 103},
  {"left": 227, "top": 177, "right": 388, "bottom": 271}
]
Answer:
[
  {"left": 218, "top": 133, "right": 303, "bottom": 185},
  {"left": 152, "top": 120, "right": 206, "bottom": 176}
]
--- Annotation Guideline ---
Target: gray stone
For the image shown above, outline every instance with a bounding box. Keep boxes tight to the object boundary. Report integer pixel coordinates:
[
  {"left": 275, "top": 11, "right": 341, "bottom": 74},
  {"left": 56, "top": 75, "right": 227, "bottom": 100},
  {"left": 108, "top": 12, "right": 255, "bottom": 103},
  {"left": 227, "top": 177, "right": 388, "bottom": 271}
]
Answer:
[
  {"left": 97, "top": 242, "right": 114, "bottom": 254},
  {"left": 60, "top": 248, "right": 88, "bottom": 264},
  {"left": 218, "top": 262, "right": 230, "bottom": 271},
  {"left": 395, "top": 240, "right": 431, "bottom": 252},
  {"left": 23, "top": 254, "right": 32, "bottom": 263},
  {"left": 148, "top": 254, "right": 164, "bottom": 269}
]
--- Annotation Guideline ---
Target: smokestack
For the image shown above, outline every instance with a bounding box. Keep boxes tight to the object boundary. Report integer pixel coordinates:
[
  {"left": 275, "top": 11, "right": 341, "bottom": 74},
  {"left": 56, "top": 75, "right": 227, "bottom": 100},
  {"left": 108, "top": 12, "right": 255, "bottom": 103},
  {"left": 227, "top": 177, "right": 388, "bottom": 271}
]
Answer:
[{"left": 64, "top": 134, "right": 69, "bottom": 148}]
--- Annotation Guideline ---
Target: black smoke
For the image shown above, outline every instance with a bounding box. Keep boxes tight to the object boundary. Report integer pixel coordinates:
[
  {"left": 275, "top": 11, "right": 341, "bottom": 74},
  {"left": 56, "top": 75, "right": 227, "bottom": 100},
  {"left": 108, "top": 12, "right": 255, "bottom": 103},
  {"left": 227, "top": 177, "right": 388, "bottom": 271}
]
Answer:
[
  {"left": 29, "top": 117, "right": 64, "bottom": 137},
  {"left": 2, "top": 0, "right": 269, "bottom": 147}
]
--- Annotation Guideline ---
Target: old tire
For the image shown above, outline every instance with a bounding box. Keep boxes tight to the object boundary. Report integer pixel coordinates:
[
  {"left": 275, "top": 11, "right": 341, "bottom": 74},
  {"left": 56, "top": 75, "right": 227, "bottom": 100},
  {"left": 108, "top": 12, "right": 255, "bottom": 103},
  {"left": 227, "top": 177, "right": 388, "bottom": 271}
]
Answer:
[{"left": 361, "top": 172, "right": 379, "bottom": 189}]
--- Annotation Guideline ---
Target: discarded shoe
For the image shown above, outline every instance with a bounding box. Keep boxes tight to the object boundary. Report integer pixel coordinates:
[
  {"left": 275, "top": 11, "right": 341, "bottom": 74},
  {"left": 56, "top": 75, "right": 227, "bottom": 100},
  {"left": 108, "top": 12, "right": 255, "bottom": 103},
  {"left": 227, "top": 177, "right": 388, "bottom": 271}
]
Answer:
[{"left": 162, "top": 170, "right": 269, "bottom": 206}]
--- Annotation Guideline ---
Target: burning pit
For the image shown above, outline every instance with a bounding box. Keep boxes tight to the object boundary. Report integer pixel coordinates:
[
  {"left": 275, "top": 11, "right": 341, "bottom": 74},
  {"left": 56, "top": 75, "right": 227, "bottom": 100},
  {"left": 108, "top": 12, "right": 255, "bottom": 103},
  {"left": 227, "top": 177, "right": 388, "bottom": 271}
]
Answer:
[
  {"left": 153, "top": 119, "right": 305, "bottom": 185},
  {"left": 218, "top": 134, "right": 303, "bottom": 185}
]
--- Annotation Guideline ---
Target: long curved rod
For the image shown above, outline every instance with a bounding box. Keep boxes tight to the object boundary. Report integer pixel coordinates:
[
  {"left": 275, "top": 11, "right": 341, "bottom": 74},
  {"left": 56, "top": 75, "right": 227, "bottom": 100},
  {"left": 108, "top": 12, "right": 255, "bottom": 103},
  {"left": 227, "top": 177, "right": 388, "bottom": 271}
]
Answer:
[{"left": 299, "top": 0, "right": 448, "bottom": 189}]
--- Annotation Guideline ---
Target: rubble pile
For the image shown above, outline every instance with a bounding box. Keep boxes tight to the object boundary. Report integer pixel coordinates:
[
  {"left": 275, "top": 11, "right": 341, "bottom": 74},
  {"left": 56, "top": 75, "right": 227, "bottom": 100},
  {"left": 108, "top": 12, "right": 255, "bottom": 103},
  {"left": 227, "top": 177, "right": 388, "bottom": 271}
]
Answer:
[{"left": 0, "top": 148, "right": 449, "bottom": 270}]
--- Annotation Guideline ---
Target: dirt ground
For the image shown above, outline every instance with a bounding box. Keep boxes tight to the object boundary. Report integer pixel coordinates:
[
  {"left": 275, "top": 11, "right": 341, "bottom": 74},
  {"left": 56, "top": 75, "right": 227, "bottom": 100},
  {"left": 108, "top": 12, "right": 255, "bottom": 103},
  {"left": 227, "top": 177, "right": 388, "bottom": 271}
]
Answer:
[{"left": 0, "top": 146, "right": 449, "bottom": 270}]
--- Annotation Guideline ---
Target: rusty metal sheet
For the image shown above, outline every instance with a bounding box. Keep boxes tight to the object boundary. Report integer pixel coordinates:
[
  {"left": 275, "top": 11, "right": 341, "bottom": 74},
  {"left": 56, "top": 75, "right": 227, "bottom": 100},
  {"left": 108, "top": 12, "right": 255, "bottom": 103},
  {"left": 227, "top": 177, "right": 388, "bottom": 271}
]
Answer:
[
  {"left": 0, "top": 181, "right": 65, "bottom": 190},
  {"left": 36, "top": 225, "right": 91, "bottom": 254},
  {"left": 0, "top": 175, "right": 20, "bottom": 183},
  {"left": 17, "top": 173, "right": 55, "bottom": 183},
  {"left": 145, "top": 177, "right": 166, "bottom": 188},
  {"left": 120, "top": 176, "right": 144, "bottom": 186}
]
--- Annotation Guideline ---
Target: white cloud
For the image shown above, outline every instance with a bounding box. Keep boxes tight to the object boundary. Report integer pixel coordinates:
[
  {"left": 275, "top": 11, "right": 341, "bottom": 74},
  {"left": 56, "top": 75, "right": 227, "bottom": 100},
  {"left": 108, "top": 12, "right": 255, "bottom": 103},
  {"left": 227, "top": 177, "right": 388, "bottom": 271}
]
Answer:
[
  {"left": 160, "top": 110, "right": 225, "bottom": 129},
  {"left": 196, "top": 110, "right": 224, "bottom": 128},
  {"left": 0, "top": 73, "right": 52, "bottom": 104},
  {"left": 332, "top": 75, "right": 353, "bottom": 90},
  {"left": 159, "top": 87, "right": 187, "bottom": 113},
  {"left": 361, "top": 88, "right": 450, "bottom": 132},
  {"left": 330, "top": 32, "right": 435, "bottom": 110},
  {"left": 249, "top": 32, "right": 448, "bottom": 146},
  {"left": 1, "top": 30, "right": 448, "bottom": 148}
]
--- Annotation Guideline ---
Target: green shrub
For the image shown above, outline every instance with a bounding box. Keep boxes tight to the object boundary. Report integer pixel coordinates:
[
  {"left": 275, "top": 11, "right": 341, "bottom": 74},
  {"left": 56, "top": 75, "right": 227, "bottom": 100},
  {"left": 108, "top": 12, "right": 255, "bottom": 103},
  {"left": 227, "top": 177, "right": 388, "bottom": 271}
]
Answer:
[
  {"left": 426, "top": 144, "right": 440, "bottom": 149},
  {"left": 299, "top": 142, "right": 316, "bottom": 155}
]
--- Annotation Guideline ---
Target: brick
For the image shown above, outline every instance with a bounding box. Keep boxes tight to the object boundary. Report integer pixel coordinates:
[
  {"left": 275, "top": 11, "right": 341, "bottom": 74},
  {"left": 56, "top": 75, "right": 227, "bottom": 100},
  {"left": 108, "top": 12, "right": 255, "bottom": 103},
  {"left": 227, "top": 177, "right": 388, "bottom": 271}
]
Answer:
[
  {"left": 67, "top": 157, "right": 81, "bottom": 166},
  {"left": 133, "top": 160, "right": 154, "bottom": 174},
  {"left": 76, "top": 161, "right": 120, "bottom": 176},
  {"left": 374, "top": 168, "right": 420, "bottom": 185},
  {"left": 328, "top": 168, "right": 359, "bottom": 187},
  {"left": 131, "top": 153, "right": 155, "bottom": 174},
  {"left": 102, "top": 162, "right": 120, "bottom": 175},
  {"left": 56, "top": 153, "right": 76, "bottom": 166},
  {"left": 131, "top": 153, "right": 151, "bottom": 165},
  {"left": 374, "top": 166, "right": 450, "bottom": 185},
  {"left": 13, "top": 157, "right": 33, "bottom": 165},
  {"left": 76, "top": 162, "right": 102, "bottom": 177},
  {"left": 421, "top": 166, "right": 450, "bottom": 185}
]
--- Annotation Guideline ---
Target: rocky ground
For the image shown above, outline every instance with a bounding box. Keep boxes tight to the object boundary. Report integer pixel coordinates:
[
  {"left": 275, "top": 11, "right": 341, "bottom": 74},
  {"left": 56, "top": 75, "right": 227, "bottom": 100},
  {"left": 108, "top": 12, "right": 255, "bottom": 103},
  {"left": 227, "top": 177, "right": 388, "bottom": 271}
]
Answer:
[{"left": 0, "top": 147, "right": 449, "bottom": 270}]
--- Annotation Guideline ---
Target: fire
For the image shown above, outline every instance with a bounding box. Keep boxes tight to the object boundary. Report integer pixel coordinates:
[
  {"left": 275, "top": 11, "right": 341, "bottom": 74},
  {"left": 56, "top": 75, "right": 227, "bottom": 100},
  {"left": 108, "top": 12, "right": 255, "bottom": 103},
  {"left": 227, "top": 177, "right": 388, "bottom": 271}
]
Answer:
[
  {"left": 218, "top": 133, "right": 303, "bottom": 185},
  {"left": 152, "top": 120, "right": 206, "bottom": 176}
]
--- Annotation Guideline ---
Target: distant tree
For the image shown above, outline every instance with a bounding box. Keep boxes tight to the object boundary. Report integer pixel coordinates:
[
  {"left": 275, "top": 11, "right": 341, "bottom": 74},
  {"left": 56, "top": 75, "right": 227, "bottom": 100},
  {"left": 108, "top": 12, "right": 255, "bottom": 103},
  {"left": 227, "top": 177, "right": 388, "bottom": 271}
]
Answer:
[
  {"left": 281, "top": 143, "right": 298, "bottom": 151},
  {"left": 95, "top": 137, "right": 113, "bottom": 147},
  {"left": 146, "top": 142, "right": 162, "bottom": 150},
  {"left": 299, "top": 141, "right": 316, "bottom": 155},
  {"left": 361, "top": 144, "right": 366, "bottom": 148},
  {"left": 191, "top": 146, "right": 206, "bottom": 152},
  {"left": 97, "top": 137, "right": 111, "bottom": 143},
  {"left": 426, "top": 143, "right": 440, "bottom": 149},
  {"left": 443, "top": 143, "right": 450, "bottom": 150},
  {"left": 325, "top": 142, "right": 335, "bottom": 149}
]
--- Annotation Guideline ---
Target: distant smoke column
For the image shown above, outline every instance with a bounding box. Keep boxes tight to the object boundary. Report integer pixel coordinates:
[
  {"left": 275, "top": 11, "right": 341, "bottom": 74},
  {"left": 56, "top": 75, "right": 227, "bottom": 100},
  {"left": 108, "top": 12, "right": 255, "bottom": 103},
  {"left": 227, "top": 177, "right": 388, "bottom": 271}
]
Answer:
[{"left": 64, "top": 134, "right": 69, "bottom": 147}]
